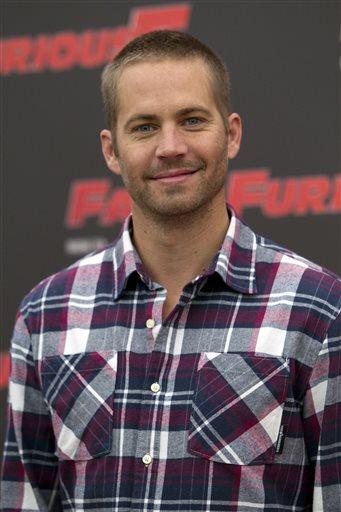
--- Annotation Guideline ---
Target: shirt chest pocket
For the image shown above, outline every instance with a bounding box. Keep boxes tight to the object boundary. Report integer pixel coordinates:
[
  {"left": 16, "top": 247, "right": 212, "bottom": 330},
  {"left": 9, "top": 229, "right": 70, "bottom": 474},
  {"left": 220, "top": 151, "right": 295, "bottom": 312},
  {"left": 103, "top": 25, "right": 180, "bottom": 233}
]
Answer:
[
  {"left": 40, "top": 351, "right": 117, "bottom": 461},
  {"left": 188, "top": 353, "right": 289, "bottom": 465}
]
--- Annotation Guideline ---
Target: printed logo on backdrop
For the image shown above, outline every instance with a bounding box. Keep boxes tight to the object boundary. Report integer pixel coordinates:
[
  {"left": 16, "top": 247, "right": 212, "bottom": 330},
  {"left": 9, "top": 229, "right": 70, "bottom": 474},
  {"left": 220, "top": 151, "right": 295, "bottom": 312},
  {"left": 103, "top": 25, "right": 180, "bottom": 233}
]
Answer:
[
  {"left": 63, "top": 169, "right": 341, "bottom": 256},
  {"left": 0, "top": 3, "right": 191, "bottom": 75}
]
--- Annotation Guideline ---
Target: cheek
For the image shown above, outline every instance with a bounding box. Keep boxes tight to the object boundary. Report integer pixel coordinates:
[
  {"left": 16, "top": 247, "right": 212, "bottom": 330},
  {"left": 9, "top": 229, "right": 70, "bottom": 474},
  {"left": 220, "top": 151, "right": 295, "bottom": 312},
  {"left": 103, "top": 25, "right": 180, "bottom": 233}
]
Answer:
[
  {"left": 201, "top": 139, "right": 227, "bottom": 163},
  {"left": 195, "top": 131, "right": 227, "bottom": 153},
  {"left": 117, "top": 154, "right": 147, "bottom": 183},
  {"left": 121, "top": 143, "right": 154, "bottom": 168}
]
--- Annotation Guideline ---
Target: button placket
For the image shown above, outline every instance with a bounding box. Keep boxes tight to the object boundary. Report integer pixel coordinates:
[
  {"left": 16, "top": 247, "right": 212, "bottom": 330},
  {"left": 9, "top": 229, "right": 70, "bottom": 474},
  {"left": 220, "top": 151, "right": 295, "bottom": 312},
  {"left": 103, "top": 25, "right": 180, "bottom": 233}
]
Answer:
[{"left": 136, "top": 289, "right": 166, "bottom": 471}]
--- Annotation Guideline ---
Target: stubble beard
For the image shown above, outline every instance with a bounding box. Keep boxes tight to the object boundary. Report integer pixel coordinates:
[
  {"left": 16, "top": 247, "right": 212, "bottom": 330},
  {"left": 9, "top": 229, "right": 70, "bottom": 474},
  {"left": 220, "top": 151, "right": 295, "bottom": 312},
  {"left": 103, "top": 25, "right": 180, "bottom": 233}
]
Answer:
[{"left": 118, "top": 151, "right": 228, "bottom": 224}]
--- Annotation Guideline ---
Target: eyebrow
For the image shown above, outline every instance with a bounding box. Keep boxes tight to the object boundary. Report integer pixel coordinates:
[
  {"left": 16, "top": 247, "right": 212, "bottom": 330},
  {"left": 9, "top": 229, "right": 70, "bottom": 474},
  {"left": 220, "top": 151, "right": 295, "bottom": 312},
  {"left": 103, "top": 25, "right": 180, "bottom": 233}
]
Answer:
[{"left": 123, "top": 106, "right": 212, "bottom": 130}]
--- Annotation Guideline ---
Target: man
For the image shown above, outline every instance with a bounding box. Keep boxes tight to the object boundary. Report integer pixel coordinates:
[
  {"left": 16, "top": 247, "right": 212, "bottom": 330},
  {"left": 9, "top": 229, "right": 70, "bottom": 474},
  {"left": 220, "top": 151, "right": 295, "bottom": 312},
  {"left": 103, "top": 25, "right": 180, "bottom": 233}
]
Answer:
[{"left": 1, "top": 30, "right": 340, "bottom": 512}]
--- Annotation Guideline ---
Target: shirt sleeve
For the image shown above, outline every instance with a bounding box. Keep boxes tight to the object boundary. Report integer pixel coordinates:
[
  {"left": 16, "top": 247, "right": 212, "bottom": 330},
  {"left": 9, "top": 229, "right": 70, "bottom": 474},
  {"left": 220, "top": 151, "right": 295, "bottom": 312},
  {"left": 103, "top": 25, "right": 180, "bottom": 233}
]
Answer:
[
  {"left": 303, "top": 311, "right": 341, "bottom": 512},
  {"left": 1, "top": 311, "right": 62, "bottom": 511}
]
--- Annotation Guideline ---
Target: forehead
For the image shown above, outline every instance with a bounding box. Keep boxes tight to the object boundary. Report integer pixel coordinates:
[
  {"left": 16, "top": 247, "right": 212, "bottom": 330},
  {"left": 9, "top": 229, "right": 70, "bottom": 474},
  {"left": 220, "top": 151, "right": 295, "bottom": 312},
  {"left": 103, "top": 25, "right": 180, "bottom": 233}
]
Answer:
[{"left": 115, "top": 58, "right": 217, "bottom": 120}]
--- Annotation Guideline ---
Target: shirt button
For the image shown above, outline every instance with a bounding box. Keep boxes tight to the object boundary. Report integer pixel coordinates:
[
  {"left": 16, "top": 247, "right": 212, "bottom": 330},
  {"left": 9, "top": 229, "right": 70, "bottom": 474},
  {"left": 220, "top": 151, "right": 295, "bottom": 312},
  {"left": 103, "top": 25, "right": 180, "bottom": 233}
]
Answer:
[
  {"left": 150, "top": 382, "right": 160, "bottom": 393},
  {"left": 142, "top": 454, "right": 152, "bottom": 465},
  {"left": 146, "top": 319, "right": 155, "bottom": 329}
]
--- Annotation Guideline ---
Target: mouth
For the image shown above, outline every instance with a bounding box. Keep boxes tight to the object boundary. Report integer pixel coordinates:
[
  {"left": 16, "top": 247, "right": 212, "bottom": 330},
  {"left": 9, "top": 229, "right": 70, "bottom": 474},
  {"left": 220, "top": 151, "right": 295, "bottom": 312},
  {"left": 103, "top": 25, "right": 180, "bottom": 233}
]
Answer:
[{"left": 152, "top": 168, "right": 199, "bottom": 184}]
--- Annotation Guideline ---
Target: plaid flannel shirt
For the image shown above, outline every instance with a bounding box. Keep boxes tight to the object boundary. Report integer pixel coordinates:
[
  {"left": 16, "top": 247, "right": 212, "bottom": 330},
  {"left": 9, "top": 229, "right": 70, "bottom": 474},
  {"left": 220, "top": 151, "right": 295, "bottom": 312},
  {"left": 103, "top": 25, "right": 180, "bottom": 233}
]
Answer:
[{"left": 1, "top": 205, "right": 340, "bottom": 512}]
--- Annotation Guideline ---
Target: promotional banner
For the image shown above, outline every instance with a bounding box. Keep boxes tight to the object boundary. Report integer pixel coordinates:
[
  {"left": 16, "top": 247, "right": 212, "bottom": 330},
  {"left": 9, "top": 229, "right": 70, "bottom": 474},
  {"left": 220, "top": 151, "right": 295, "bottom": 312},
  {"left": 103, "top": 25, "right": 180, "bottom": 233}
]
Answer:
[{"left": 1, "top": 0, "right": 340, "bottom": 452}]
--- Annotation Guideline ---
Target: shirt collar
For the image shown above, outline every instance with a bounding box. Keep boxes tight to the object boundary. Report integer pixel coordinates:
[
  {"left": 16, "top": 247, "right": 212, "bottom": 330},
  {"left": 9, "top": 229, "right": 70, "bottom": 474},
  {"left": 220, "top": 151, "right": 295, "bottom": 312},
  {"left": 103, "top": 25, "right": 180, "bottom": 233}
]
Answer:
[
  {"left": 205, "top": 205, "right": 258, "bottom": 294},
  {"left": 111, "top": 204, "right": 258, "bottom": 300}
]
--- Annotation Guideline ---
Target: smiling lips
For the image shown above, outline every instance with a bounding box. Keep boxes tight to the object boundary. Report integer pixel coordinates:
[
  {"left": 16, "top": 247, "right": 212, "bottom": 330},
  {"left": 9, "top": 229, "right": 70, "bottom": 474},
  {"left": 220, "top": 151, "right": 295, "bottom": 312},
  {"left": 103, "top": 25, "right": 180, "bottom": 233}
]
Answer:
[{"left": 152, "top": 169, "right": 198, "bottom": 183}]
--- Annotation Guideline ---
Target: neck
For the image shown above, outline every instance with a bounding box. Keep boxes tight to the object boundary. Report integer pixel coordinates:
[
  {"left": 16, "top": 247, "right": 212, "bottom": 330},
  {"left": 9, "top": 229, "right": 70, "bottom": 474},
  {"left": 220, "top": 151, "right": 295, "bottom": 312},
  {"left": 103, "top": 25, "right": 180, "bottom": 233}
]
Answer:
[{"left": 131, "top": 197, "right": 229, "bottom": 294}]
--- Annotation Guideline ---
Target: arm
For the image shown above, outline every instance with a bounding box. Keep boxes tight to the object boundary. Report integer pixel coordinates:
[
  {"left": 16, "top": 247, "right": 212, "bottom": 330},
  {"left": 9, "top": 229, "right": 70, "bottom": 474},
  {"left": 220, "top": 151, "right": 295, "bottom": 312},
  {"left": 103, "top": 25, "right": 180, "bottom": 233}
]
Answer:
[
  {"left": 1, "top": 312, "right": 62, "bottom": 511},
  {"left": 303, "top": 312, "right": 341, "bottom": 511}
]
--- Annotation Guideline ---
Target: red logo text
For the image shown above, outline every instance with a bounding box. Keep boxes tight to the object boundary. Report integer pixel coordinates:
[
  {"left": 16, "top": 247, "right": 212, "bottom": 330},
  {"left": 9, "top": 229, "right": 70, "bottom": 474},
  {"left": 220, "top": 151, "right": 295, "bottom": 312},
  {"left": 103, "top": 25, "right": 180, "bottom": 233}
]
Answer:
[
  {"left": 0, "top": 351, "right": 10, "bottom": 390},
  {"left": 64, "top": 169, "right": 341, "bottom": 228},
  {"left": 1, "top": 4, "right": 191, "bottom": 75}
]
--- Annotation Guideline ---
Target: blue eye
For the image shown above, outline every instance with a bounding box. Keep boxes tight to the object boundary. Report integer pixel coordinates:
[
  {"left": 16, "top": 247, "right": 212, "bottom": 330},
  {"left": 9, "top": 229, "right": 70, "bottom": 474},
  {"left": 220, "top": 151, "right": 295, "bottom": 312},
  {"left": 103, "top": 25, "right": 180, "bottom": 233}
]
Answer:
[
  {"left": 184, "top": 118, "right": 201, "bottom": 126},
  {"left": 135, "top": 124, "right": 153, "bottom": 132}
]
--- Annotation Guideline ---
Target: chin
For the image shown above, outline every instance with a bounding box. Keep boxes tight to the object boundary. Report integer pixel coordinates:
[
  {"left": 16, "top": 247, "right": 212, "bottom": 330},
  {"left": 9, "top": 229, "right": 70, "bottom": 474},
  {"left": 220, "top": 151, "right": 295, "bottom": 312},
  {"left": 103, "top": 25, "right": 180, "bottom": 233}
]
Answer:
[{"left": 141, "top": 197, "right": 211, "bottom": 219}]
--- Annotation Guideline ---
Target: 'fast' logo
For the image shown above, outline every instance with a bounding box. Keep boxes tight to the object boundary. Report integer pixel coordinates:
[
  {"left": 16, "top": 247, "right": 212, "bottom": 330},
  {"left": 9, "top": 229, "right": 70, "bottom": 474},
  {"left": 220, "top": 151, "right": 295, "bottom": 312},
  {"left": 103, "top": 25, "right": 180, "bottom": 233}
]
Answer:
[{"left": 64, "top": 169, "right": 341, "bottom": 228}]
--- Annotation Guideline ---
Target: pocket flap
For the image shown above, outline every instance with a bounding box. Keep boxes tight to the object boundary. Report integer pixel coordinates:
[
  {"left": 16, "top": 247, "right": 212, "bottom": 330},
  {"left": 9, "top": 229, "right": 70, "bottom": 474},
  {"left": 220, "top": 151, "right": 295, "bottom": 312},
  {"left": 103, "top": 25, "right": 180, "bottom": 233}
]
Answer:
[{"left": 41, "top": 351, "right": 117, "bottom": 460}]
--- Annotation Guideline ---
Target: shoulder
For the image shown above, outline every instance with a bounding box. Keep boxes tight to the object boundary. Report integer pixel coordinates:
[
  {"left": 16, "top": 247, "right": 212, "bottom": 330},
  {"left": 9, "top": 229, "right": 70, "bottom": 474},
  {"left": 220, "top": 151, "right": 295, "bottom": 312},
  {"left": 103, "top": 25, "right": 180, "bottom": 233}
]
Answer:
[
  {"left": 255, "top": 233, "right": 340, "bottom": 320},
  {"left": 19, "top": 239, "right": 118, "bottom": 320}
]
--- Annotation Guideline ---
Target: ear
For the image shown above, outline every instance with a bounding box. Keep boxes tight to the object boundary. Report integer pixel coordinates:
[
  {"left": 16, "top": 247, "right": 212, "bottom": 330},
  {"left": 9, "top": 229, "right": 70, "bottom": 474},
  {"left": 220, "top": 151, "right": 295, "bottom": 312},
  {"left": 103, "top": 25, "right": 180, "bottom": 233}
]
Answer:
[
  {"left": 226, "top": 113, "right": 242, "bottom": 160},
  {"left": 100, "top": 129, "right": 121, "bottom": 175}
]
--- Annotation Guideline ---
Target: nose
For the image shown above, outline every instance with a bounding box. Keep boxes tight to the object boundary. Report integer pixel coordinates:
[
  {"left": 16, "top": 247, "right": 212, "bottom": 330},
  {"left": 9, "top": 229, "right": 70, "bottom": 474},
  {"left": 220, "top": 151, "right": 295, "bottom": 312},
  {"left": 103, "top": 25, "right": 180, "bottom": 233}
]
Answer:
[{"left": 155, "top": 125, "right": 188, "bottom": 159}]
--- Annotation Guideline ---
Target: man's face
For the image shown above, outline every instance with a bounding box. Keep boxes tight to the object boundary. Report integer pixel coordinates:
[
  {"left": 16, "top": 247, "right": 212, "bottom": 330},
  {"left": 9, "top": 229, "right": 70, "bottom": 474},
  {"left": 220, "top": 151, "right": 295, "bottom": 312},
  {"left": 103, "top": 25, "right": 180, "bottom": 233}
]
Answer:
[{"left": 101, "top": 58, "right": 241, "bottom": 219}]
